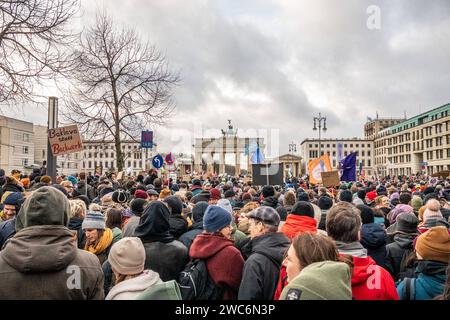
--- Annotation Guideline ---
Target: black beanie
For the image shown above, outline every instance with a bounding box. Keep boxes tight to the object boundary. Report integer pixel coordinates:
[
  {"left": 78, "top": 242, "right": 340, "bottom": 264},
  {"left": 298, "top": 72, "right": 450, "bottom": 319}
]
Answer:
[
  {"left": 130, "top": 198, "right": 148, "bottom": 215},
  {"left": 357, "top": 189, "right": 367, "bottom": 200},
  {"left": 192, "top": 201, "right": 209, "bottom": 223},
  {"left": 291, "top": 201, "right": 315, "bottom": 218},
  {"left": 164, "top": 195, "right": 183, "bottom": 215},
  {"left": 262, "top": 185, "right": 275, "bottom": 198},
  {"left": 112, "top": 189, "right": 128, "bottom": 204},
  {"left": 297, "top": 192, "right": 309, "bottom": 202},
  {"left": 357, "top": 204, "right": 374, "bottom": 224},
  {"left": 339, "top": 190, "right": 353, "bottom": 203},
  {"left": 318, "top": 196, "right": 333, "bottom": 210}
]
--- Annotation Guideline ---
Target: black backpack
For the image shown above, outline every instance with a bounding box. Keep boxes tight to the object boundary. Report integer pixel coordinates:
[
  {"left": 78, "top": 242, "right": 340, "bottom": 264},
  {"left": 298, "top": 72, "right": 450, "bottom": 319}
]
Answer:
[{"left": 178, "top": 259, "right": 224, "bottom": 300}]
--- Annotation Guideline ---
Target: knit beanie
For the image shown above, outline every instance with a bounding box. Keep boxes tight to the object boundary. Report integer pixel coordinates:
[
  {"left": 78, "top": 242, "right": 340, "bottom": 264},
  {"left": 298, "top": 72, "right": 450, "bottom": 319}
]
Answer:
[
  {"left": 262, "top": 185, "right": 275, "bottom": 198},
  {"left": 291, "top": 201, "right": 315, "bottom": 218},
  {"left": 357, "top": 205, "right": 375, "bottom": 224},
  {"left": 134, "top": 189, "right": 148, "bottom": 200},
  {"left": 67, "top": 176, "right": 78, "bottom": 186},
  {"left": 130, "top": 198, "right": 148, "bottom": 215},
  {"left": 411, "top": 196, "right": 423, "bottom": 212},
  {"left": 108, "top": 237, "right": 146, "bottom": 275},
  {"left": 209, "top": 188, "right": 221, "bottom": 200},
  {"left": 15, "top": 186, "right": 70, "bottom": 231},
  {"left": 395, "top": 214, "right": 419, "bottom": 234},
  {"left": 224, "top": 190, "right": 236, "bottom": 199},
  {"left": 192, "top": 201, "right": 209, "bottom": 223},
  {"left": 203, "top": 205, "right": 232, "bottom": 233},
  {"left": 423, "top": 199, "right": 443, "bottom": 221},
  {"left": 318, "top": 196, "right": 333, "bottom": 210},
  {"left": 297, "top": 192, "right": 309, "bottom": 202},
  {"left": 82, "top": 211, "right": 106, "bottom": 230},
  {"left": 112, "top": 189, "right": 128, "bottom": 204},
  {"left": 217, "top": 199, "right": 232, "bottom": 214},
  {"left": 415, "top": 226, "right": 450, "bottom": 263},
  {"left": 3, "top": 192, "right": 24, "bottom": 213},
  {"left": 163, "top": 196, "right": 183, "bottom": 215}
]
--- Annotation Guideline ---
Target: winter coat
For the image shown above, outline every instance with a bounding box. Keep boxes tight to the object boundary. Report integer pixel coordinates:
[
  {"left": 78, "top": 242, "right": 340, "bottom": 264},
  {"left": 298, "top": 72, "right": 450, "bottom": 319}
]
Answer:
[
  {"left": 0, "top": 225, "right": 104, "bottom": 299},
  {"left": 122, "top": 216, "right": 140, "bottom": 237},
  {"left": 238, "top": 232, "right": 290, "bottom": 300},
  {"left": 134, "top": 201, "right": 189, "bottom": 282},
  {"left": 68, "top": 217, "right": 86, "bottom": 249},
  {"left": 178, "top": 221, "right": 203, "bottom": 250},
  {"left": 336, "top": 241, "right": 399, "bottom": 300},
  {"left": 261, "top": 196, "right": 280, "bottom": 210},
  {"left": 105, "top": 270, "right": 163, "bottom": 300},
  {"left": 76, "top": 181, "right": 96, "bottom": 201},
  {"left": 280, "top": 215, "right": 317, "bottom": 241},
  {"left": 360, "top": 223, "right": 387, "bottom": 268},
  {"left": 0, "top": 218, "right": 15, "bottom": 250},
  {"left": 191, "top": 186, "right": 202, "bottom": 197},
  {"left": 318, "top": 209, "right": 328, "bottom": 231},
  {"left": 190, "top": 233, "right": 244, "bottom": 300},
  {"left": 169, "top": 214, "right": 189, "bottom": 239},
  {"left": 385, "top": 233, "right": 417, "bottom": 281},
  {"left": 397, "top": 260, "right": 448, "bottom": 300}
]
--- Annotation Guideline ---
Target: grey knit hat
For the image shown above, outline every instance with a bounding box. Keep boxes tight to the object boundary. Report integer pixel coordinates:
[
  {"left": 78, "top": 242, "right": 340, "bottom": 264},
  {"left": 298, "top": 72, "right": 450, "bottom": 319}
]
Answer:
[{"left": 82, "top": 211, "right": 106, "bottom": 230}]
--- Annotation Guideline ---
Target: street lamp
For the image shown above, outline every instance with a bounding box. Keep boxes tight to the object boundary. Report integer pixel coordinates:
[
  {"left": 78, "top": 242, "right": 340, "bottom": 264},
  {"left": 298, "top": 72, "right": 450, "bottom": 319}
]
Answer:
[{"left": 313, "top": 112, "right": 327, "bottom": 158}]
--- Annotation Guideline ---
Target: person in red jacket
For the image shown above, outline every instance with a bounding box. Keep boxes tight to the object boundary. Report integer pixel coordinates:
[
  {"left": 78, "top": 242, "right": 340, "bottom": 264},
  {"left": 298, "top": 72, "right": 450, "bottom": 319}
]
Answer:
[
  {"left": 280, "top": 201, "right": 318, "bottom": 240},
  {"left": 326, "top": 202, "right": 399, "bottom": 300},
  {"left": 189, "top": 205, "right": 244, "bottom": 300}
]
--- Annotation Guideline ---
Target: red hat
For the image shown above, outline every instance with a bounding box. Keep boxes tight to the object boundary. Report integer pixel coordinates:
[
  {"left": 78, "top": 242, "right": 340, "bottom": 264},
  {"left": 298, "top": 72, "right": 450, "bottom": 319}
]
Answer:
[
  {"left": 366, "top": 191, "right": 377, "bottom": 202},
  {"left": 209, "top": 188, "right": 221, "bottom": 200},
  {"left": 134, "top": 189, "right": 148, "bottom": 200}
]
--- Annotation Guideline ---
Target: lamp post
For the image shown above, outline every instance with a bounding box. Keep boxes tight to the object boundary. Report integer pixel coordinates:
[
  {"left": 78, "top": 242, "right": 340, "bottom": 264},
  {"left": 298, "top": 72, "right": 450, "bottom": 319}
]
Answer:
[{"left": 313, "top": 113, "right": 327, "bottom": 158}]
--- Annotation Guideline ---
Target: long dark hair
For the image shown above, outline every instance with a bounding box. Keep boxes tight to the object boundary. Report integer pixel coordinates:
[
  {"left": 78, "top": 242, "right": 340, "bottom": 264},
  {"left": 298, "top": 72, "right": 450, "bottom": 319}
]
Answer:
[{"left": 106, "top": 208, "right": 123, "bottom": 229}]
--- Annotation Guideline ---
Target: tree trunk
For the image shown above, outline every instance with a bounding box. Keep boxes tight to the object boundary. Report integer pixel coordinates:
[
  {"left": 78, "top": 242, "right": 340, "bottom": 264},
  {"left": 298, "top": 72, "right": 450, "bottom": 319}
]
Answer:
[{"left": 115, "top": 137, "right": 124, "bottom": 172}]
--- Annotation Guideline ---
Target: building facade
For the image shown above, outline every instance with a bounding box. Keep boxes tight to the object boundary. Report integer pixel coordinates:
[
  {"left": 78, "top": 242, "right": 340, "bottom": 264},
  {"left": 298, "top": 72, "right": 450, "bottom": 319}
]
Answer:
[
  {"left": 0, "top": 116, "right": 35, "bottom": 174},
  {"left": 364, "top": 118, "right": 404, "bottom": 140},
  {"left": 374, "top": 103, "right": 450, "bottom": 177},
  {"left": 300, "top": 138, "right": 375, "bottom": 176}
]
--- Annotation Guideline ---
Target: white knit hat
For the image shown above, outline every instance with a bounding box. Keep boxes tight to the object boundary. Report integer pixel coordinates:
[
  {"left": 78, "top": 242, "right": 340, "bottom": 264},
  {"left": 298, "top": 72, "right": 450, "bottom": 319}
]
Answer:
[
  {"left": 108, "top": 237, "right": 146, "bottom": 275},
  {"left": 423, "top": 199, "right": 443, "bottom": 221}
]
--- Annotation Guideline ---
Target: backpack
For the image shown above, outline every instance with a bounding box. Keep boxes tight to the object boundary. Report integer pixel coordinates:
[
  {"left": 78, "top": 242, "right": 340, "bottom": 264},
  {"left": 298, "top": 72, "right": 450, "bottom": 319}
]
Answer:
[
  {"left": 397, "top": 249, "right": 418, "bottom": 281},
  {"left": 177, "top": 259, "right": 224, "bottom": 300},
  {"left": 403, "top": 278, "right": 416, "bottom": 300}
]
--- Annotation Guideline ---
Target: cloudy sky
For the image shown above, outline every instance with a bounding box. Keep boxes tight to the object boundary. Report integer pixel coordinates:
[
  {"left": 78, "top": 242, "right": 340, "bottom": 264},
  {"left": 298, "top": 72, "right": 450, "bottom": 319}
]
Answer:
[{"left": 4, "top": 0, "right": 450, "bottom": 160}]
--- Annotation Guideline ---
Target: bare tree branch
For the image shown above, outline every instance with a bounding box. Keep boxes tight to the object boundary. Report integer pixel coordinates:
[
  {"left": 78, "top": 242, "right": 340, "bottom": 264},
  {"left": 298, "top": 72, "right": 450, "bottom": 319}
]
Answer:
[
  {"left": 0, "top": 0, "right": 79, "bottom": 106},
  {"left": 62, "top": 10, "right": 180, "bottom": 171}
]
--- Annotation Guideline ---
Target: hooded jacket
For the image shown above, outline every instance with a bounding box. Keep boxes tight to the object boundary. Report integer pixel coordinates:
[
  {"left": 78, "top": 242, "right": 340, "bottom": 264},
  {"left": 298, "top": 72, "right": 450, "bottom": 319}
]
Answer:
[
  {"left": 165, "top": 196, "right": 189, "bottom": 239},
  {"left": 238, "top": 232, "right": 290, "bottom": 300},
  {"left": 76, "top": 181, "right": 96, "bottom": 201},
  {"left": 336, "top": 241, "right": 399, "bottom": 300},
  {"left": 105, "top": 270, "right": 163, "bottom": 300},
  {"left": 281, "top": 215, "right": 317, "bottom": 240},
  {"left": 280, "top": 261, "right": 352, "bottom": 300},
  {"left": 0, "top": 226, "right": 104, "bottom": 299},
  {"left": 134, "top": 202, "right": 188, "bottom": 281},
  {"left": 385, "top": 233, "right": 417, "bottom": 281},
  {"left": 68, "top": 217, "right": 86, "bottom": 249},
  {"left": 189, "top": 233, "right": 244, "bottom": 300},
  {"left": 397, "top": 260, "right": 448, "bottom": 300},
  {"left": 0, "top": 218, "right": 15, "bottom": 249},
  {"left": 261, "top": 196, "right": 280, "bottom": 210},
  {"left": 360, "top": 223, "right": 387, "bottom": 268}
]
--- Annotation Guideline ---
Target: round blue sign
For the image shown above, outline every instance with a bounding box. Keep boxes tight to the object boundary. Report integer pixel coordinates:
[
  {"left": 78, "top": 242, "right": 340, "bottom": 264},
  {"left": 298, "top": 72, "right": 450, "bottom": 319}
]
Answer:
[{"left": 152, "top": 154, "right": 164, "bottom": 169}]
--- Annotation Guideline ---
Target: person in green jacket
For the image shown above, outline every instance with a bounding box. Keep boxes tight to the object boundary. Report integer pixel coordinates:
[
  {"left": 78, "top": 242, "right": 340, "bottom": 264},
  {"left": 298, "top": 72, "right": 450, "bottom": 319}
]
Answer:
[{"left": 280, "top": 232, "right": 352, "bottom": 300}]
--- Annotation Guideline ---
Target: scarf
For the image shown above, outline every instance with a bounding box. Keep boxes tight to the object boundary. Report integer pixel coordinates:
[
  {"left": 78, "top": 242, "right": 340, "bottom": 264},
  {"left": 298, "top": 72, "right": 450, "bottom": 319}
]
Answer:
[
  {"left": 335, "top": 241, "right": 368, "bottom": 258},
  {"left": 85, "top": 228, "right": 113, "bottom": 255}
]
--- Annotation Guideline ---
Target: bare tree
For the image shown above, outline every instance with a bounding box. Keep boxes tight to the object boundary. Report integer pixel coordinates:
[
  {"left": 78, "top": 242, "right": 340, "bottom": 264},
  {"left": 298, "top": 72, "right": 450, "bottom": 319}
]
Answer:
[
  {"left": 0, "top": 0, "right": 79, "bottom": 105},
  {"left": 63, "top": 11, "right": 179, "bottom": 171}
]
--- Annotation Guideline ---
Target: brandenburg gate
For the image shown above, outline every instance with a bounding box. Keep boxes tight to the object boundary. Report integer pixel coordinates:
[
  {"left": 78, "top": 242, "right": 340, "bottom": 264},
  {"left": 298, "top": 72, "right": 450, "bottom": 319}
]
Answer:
[{"left": 193, "top": 121, "right": 265, "bottom": 176}]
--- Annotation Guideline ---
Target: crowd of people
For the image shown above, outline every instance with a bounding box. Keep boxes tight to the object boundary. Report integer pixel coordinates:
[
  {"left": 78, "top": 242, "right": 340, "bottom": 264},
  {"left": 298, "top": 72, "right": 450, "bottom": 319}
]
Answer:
[{"left": 0, "top": 166, "right": 449, "bottom": 300}]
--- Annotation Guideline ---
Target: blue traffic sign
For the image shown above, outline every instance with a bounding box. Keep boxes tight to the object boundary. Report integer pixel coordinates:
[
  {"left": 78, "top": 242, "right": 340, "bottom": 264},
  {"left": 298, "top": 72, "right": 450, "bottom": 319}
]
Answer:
[{"left": 152, "top": 154, "right": 164, "bottom": 169}]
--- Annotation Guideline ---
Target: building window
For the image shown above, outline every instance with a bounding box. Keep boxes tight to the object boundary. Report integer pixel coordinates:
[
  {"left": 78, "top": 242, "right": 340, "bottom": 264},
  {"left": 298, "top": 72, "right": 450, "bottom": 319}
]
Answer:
[
  {"left": 42, "top": 150, "right": 45, "bottom": 158},
  {"left": 22, "top": 158, "right": 29, "bottom": 166},
  {"left": 111, "top": 161, "right": 114, "bottom": 168},
  {"left": 309, "top": 144, "right": 312, "bottom": 148},
  {"left": 128, "top": 161, "right": 131, "bottom": 168},
  {"left": 88, "top": 161, "right": 92, "bottom": 168},
  {"left": 23, "top": 133, "right": 30, "bottom": 142},
  {"left": 22, "top": 146, "right": 29, "bottom": 154}
]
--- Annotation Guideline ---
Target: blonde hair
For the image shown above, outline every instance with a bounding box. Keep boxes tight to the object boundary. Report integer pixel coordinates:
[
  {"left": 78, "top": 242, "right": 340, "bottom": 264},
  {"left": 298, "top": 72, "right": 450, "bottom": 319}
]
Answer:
[
  {"left": 89, "top": 203, "right": 102, "bottom": 212},
  {"left": 69, "top": 199, "right": 87, "bottom": 219},
  {"left": 159, "top": 188, "right": 172, "bottom": 200},
  {"left": 239, "top": 201, "right": 260, "bottom": 214}
]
